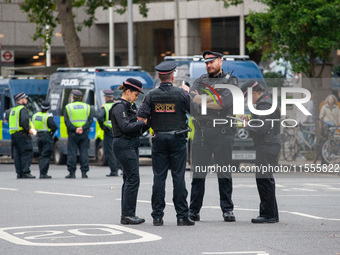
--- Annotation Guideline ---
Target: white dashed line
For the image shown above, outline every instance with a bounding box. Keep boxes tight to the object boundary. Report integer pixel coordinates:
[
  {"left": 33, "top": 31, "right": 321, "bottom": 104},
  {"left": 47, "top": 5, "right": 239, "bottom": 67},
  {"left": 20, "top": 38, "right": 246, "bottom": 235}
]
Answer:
[{"left": 34, "top": 191, "right": 93, "bottom": 198}]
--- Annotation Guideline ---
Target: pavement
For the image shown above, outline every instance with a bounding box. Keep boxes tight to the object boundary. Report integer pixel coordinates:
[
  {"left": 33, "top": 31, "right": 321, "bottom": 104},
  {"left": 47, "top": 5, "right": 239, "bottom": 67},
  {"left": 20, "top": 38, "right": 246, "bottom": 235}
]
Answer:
[{"left": 0, "top": 162, "right": 340, "bottom": 255}]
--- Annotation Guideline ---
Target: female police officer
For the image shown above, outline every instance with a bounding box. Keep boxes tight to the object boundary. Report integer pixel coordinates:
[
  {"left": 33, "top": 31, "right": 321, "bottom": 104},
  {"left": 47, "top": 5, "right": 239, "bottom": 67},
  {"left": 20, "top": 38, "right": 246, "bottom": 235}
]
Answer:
[
  {"left": 111, "top": 78, "right": 147, "bottom": 225},
  {"left": 241, "top": 80, "right": 280, "bottom": 223}
]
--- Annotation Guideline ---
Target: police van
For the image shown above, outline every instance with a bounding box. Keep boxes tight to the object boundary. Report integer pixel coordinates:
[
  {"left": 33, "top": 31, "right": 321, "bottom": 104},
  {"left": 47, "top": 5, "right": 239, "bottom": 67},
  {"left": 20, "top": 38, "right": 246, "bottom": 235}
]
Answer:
[
  {"left": 161, "top": 55, "right": 269, "bottom": 166},
  {"left": 0, "top": 76, "right": 49, "bottom": 156},
  {"left": 46, "top": 67, "right": 154, "bottom": 165}
]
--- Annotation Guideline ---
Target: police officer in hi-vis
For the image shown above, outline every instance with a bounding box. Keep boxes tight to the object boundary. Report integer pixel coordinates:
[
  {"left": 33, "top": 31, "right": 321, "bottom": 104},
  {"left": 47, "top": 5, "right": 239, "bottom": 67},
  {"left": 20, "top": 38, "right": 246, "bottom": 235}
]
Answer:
[
  {"left": 111, "top": 78, "right": 148, "bottom": 225},
  {"left": 9, "top": 92, "right": 35, "bottom": 179},
  {"left": 138, "top": 62, "right": 196, "bottom": 226},
  {"left": 98, "top": 89, "right": 121, "bottom": 177},
  {"left": 64, "top": 89, "right": 93, "bottom": 179},
  {"left": 241, "top": 80, "right": 280, "bottom": 223},
  {"left": 32, "top": 101, "right": 58, "bottom": 179}
]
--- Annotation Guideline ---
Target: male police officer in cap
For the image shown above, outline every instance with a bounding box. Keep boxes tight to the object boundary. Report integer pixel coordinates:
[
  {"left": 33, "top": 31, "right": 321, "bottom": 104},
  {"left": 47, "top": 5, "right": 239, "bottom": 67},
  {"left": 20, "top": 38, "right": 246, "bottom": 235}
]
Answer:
[
  {"left": 64, "top": 89, "right": 93, "bottom": 178},
  {"left": 32, "top": 101, "right": 58, "bottom": 178},
  {"left": 187, "top": 50, "right": 238, "bottom": 222},
  {"left": 9, "top": 92, "right": 35, "bottom": 178},
  {"left": 138, "top": 61, "right": 197, "bottom": 226},
  {"left": 98, "top": 89, "right": 121, "bottom": 177}
]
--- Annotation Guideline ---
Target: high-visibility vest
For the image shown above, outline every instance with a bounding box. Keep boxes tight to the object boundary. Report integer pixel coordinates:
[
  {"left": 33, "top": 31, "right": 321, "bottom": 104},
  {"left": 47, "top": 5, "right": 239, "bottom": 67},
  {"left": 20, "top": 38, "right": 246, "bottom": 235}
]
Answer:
[
  {"left": 66, "top": 101, "right": 90, "bottom": 128},
  {"left": 103, "top": 103, "right": 114, "bottom": 128},
  {"left": 9, "top": 105, "right": 24, "bottom": 134},
  {"left": 32, "top": 112, "right": 51, "bottom": 132}
]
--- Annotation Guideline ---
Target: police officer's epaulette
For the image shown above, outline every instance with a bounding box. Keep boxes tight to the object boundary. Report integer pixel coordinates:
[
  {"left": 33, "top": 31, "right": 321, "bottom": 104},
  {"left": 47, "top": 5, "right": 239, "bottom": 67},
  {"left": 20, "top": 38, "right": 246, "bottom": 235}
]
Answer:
[{"left": 111, "top": 100, "right": 123, "bottom": 108}]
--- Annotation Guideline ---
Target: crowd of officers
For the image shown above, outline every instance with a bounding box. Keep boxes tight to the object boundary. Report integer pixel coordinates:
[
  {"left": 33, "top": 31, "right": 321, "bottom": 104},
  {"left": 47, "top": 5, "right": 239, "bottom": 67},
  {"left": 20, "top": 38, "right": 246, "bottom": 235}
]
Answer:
[{"left": 8, "top": 50, "right": 281, "bottom": 226}]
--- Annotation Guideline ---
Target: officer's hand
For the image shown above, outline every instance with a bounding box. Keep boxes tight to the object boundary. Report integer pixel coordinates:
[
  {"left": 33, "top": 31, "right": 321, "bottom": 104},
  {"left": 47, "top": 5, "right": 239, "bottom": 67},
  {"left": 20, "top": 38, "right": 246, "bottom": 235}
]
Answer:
[
  {"left": 239, "top": 115, "right": 249, "bottom": 127},
  {"left": 137, "top": 116, "right": 146, "bottom": 122},
  {"left": 29, "top": 128, "right": 37, "bottom": 135},
  {"left": 76, "top": 127, "right": 83, "bottom": 134},
  {"left": 181, "top": 84, "right": 190, "bottom": 93}
]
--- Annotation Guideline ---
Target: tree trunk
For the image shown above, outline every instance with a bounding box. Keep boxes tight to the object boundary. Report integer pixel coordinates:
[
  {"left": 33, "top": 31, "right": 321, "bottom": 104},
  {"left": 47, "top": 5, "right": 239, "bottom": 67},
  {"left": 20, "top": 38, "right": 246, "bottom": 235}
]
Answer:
[{"left": 56, "top": 0, "right": 84, "bottom": 67}]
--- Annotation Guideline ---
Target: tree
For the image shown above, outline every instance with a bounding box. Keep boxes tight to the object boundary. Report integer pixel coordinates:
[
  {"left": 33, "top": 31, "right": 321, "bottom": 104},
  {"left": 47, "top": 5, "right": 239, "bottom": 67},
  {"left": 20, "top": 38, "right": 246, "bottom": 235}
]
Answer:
[
  {"left": 6, "top": 0, "right": 148, "bottom": 67},
  {"left": 220, "top": 0, "right": 340, "bottom": 145}
]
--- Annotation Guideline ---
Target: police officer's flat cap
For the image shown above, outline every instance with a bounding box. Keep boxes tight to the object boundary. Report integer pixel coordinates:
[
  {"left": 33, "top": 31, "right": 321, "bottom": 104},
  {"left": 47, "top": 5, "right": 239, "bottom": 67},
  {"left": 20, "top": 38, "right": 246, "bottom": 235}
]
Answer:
[
  {"left": 241, "top": 79, "right": 259, "bottom": 96},
  {"left": 14, "top": 92, "right": 28, "bottom": 101},
  {"left": 71, "top": 89, "right": 83, "bottom": 96},
  {"left": 203, "top": 50, "right": 223, "bottom": 63},
  {"left": 155, "top": 61, "right": 177, "bottom": 75},
  {"left": 103, "top": 89, "right": 115, "bottom": 96},
  {"left": 41, "top": 101, "right": 51, "bottom": 110},
  {"left": 123, "top": 78, "right": 144, "bottom": 94}
]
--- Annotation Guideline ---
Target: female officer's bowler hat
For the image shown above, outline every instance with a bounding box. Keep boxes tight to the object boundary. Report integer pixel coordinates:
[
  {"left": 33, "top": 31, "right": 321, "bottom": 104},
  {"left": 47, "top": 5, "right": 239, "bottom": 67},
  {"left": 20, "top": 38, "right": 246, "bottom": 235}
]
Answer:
[{"left": 123, "top": 78, "right": 144, "bottom": 94}]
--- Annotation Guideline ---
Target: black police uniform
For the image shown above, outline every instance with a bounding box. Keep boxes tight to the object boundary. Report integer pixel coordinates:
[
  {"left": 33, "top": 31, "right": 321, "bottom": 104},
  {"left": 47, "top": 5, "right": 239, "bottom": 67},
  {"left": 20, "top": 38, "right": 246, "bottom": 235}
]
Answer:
[
  {"left": 98, "top": 92, "right": 121, "bottom": 176},
  {"left": 64, "top": 90, "right": 94, "bottom": 178},
  {"left": 33, "top": 103, "right": 58, "bottom": 178},
  {"left": 244, "top": 93, "right": 280, "bottom": 223},
  {"left": 138, "top": 62, "right": 196, "bottom": 225},
  {"left": 111, "top": 96, "right": 147, "bottom": 221},
  {"left": 10, "top": 93, "right": 34, "bottom": 178},
  {"left": 189, "top": 57, "right": 238, "bottom": 221}
]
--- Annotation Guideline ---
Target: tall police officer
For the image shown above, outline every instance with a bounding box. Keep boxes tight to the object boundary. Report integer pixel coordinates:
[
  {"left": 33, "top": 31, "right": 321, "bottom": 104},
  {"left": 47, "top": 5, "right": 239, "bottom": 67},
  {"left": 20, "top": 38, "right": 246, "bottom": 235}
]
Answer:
[
  {"left": 241, "top": 80, "right": 280, "bottom": 223},
  {"left": 98, "top": 89, "right": 121, "bottom": 177},
  {"left": 138, "top": 62, "right": 195, "bottom": 226},
  {"left": 9, "top": 92, "right": 35, "bottom": 179},
  {"left": 32, "top": 101, "right": 58, "bottom": 179},
  {"left": 111, "top": 78, "right": 147, "bottom": 225},
  {"left": 64, "top": 89, "right": 93, "bottom": 179},
  {"left": 188, "top": 51, "right": 238, "bottom": 222}
]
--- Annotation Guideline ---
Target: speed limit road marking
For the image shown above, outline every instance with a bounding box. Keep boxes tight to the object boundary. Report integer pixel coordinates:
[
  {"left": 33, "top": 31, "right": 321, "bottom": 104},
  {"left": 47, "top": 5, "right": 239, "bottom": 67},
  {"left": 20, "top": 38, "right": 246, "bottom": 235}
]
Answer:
[{"left": 0, "top": 224, "right": 162, "bottom": 246}]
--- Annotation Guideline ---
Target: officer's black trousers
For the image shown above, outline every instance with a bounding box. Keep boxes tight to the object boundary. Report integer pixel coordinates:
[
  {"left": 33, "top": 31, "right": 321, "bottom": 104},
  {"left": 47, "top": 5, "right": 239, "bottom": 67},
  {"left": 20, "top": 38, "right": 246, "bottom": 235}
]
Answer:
[
  {"left": 11, "top": 132, "right": 33, "bottom": 175},
  {"left": 113, "top": 137, "right": 140, "bottom": 217},
  {"left": 37, "top": 133, "right": 54, "bottom": 175},
  {"left": 151, "top": 134, "right": 189, "bottom": 219},
  {"left": 255, "top": 143, "right": 280, "bottom": 220},
  {"left": 104, "top": 132, "right": 120, "bottom": 173},
  {"left": 67, "top": 132, "right": 89, "bottom": 174},
  {"left": 190, "top": 128, "right": 234, "bottom": 215}
]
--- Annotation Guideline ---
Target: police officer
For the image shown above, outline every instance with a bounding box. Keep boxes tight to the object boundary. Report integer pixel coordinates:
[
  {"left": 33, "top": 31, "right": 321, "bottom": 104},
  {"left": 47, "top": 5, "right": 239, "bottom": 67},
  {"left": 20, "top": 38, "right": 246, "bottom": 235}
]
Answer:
[
  {"left": 64, "top": 89, "right": 93, "bottom": 178},
  {"left": 32, "top": 101, "right": 58, "bottom": 179},
  {"left": 111, "top": 78, "right": 147, "bottom": 225},
  {"left": 9, "top": 92, "right": 35, "bottom": 179},
  {"left": 138, "top": 62, "right": 195, "bottom": 226},
  {"left": 98, "top": 89, "right": 121, "bottom": 177},
  {"left": 241, "top": 80, "right": 280, "bottom": 223},
  {"left": 188, "top": 50, "right": 238, "bottom": 222}
]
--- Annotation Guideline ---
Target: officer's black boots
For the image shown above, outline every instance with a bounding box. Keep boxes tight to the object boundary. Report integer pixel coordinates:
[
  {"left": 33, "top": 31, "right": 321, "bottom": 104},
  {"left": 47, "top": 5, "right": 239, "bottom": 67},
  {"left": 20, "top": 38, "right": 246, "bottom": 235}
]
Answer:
[
  {"left": 189, "top": 213, "right": 200, "bottom": 221},
  {"left": 65, "top": 173, "right": 76, "bottom": 179},
  {"left": 177, "top": 217, "right": 195, "bottom": 226},
  {"left": 223, "top": 211, "right": 236, "bottom": 222},
  {"left": 82, "top": 173, "right": 88, "bottom": 178},
  {"left": 251, "top": 216, "right": 278, "bottom": 223},
  {"left": 153, "top": 218, "right": 164, "bottom": 226},
  {"left": 17, "top": 173, "right": 36, "bottom": 179},
  {"left": 40, "top": 175, "right": 52, "bottom": 179},
  {"left": 120, "top": 216, "right": 145, "bottom": 225}
]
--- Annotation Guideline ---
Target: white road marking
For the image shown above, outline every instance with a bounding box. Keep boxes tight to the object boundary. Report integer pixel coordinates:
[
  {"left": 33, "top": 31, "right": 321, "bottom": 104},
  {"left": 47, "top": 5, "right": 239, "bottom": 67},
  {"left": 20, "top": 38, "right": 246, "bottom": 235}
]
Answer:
[
  {"left": 117, "top": 199, "right": 175, "bottom": 206},
  {"left": 0, "top": 224, "right": 162, "bottom": 246},
  {"left": 202, "top": 251, "right": 268, "bottom": 255},
  {"left": 290, "top": 188, "right": 317, "bottom": 192},
  {"left": 0, "top": 187, "right": 18, "bottom": 191},
  {"left": 34, "top": 191, "right": 93, "bottom": 198},
  {"left": 288, "top": 212, "right": 325, "bottom": 220},
  {"left": 325, "top": 187, "right": 340, "bottom": 191}
]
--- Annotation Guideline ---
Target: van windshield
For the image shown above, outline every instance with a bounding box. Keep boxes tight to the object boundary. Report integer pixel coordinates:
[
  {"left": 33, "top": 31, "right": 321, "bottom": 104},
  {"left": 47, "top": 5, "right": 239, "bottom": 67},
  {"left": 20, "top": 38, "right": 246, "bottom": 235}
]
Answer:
[{"left": 26, "top": 95, "right": 46, "bottom": 117}]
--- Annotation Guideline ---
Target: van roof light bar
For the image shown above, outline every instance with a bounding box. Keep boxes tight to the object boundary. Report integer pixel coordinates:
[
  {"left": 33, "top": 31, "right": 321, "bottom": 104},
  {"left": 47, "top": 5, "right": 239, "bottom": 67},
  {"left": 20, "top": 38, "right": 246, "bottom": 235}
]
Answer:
[
  {"left": 95, "top": 66, "right": 142, "bottom": 72},
  {"left": 165, "top": 55, "right": 250, "bottom": 61}
]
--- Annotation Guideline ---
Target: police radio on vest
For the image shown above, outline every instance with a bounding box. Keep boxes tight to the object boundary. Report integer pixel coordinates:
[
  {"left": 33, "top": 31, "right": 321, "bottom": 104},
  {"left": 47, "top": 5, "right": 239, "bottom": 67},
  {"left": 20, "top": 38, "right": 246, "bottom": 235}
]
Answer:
[{"left": 200, "top": 86, "right": 312, "bottom": 116}]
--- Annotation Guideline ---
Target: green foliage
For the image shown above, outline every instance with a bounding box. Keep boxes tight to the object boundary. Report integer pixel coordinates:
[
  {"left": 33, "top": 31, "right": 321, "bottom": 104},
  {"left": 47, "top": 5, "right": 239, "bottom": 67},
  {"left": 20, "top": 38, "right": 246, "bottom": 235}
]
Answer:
[
  {"left": 215, "top": 0, "right": 243, "bottom": 8},
  {"left": 7, "top": 0, "right": 148, "bottom": 51},
  {"left": 263, "top": 71, "right": 285, "bottom": 87},
  {"left": 245, "top": 0, "right": 340, "bottom": 78}
]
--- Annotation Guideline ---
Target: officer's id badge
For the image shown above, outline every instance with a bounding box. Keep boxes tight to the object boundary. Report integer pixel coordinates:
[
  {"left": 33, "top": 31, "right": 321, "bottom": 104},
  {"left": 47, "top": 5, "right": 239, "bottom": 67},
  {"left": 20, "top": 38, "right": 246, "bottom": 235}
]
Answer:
[
  {"left": 155, "top": 103, "right": 176, "bottom": 113},
  {"left": 122, "top": 111, "right": 127, "bottom": 118}
]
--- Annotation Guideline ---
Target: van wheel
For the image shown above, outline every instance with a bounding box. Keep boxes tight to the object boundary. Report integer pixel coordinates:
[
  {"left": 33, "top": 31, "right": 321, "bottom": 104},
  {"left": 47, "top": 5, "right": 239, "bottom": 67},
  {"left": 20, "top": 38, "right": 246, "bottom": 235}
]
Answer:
[
  {"left": 54, "top": 141, "right": 67, "bottom": 165},
  {"left": 96, "top": 141, "right": 107, "bottom": 166}
]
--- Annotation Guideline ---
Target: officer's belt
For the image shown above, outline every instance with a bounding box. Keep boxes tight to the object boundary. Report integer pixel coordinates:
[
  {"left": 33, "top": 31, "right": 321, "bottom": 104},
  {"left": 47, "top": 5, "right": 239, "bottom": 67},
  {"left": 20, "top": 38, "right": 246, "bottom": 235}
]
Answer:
[{"left": 154, "top": 131, "right": 177, "bottom": 135}]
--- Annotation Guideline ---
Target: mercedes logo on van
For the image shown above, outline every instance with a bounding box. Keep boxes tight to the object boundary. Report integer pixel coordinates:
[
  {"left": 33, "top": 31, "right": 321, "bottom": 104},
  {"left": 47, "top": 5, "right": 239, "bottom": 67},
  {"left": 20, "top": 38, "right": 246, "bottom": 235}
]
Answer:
[{"left": 238, "top": 128, "right": 249, "bottom": 139}]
